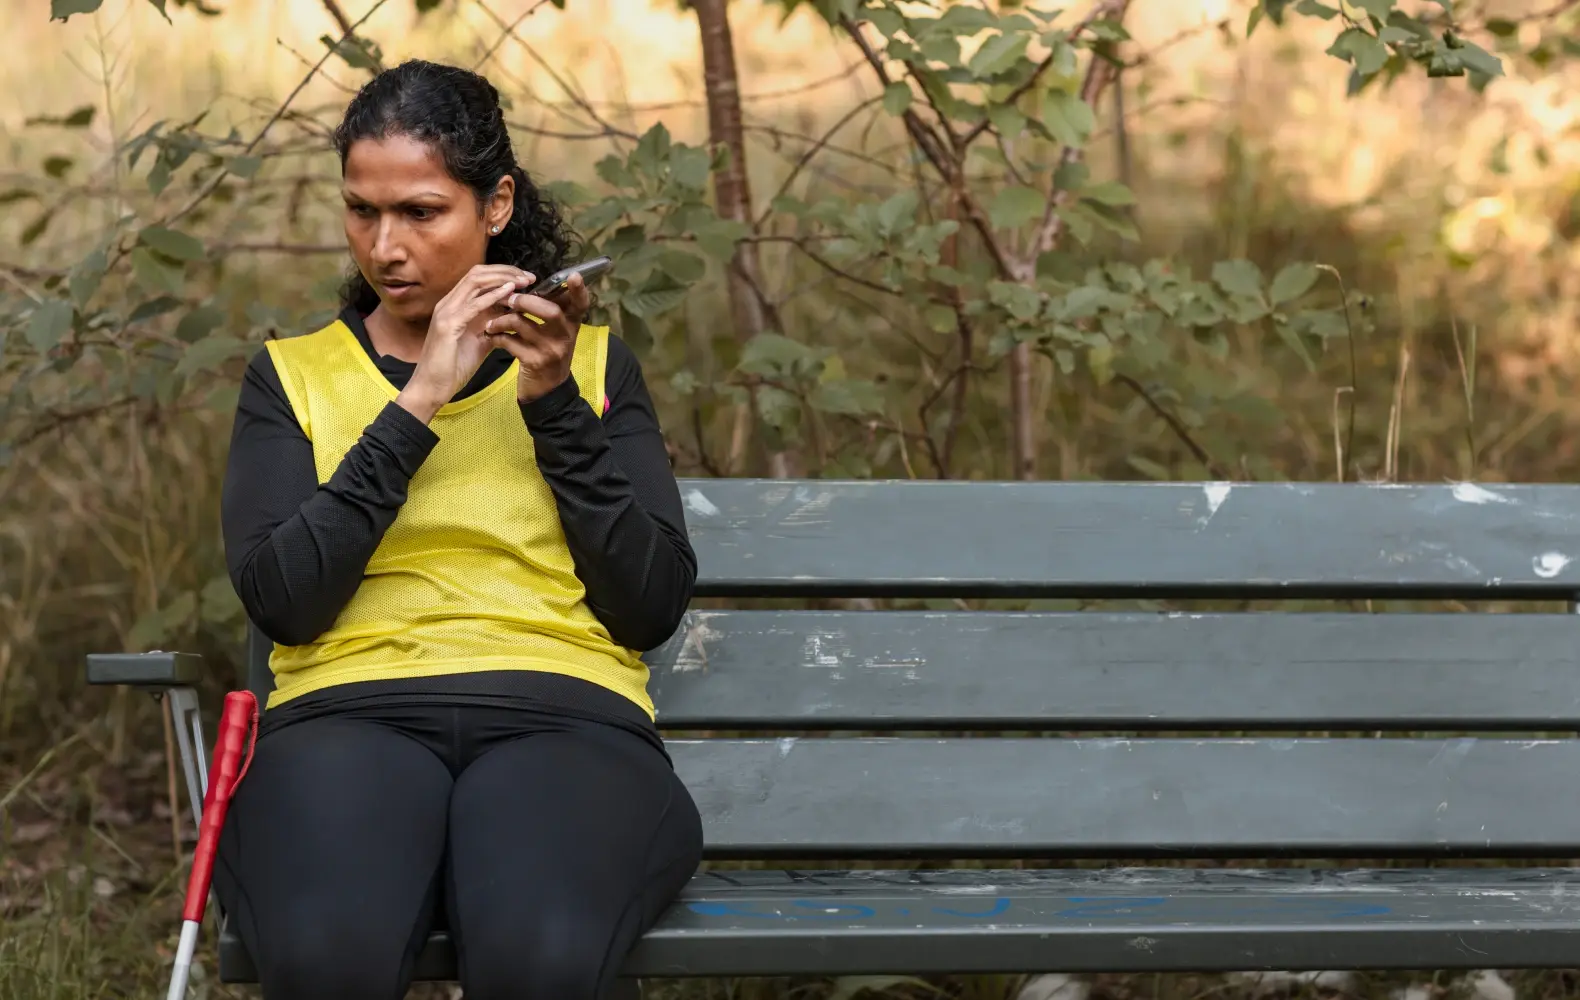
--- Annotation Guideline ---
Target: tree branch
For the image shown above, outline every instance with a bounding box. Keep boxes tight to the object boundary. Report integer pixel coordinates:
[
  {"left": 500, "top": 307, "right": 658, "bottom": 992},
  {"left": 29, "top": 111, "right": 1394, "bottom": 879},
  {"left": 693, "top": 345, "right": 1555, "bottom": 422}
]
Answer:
[
  {"left": 757, "top": 95, "right": 883, "bottom": 228},
  {"left": 1113, "top": 373, "right": 1227, "bottom": 479},
  {"left": 474, "top": 0, "right": 639, "bottom": 142}
]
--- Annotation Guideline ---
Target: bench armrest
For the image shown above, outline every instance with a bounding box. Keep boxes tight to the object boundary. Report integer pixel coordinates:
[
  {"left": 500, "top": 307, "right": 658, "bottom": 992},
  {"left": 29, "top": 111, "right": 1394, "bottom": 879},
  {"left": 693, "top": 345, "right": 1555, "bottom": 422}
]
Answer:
[{"left": 85, "top": 652, "right": 203, "bottom": 689}]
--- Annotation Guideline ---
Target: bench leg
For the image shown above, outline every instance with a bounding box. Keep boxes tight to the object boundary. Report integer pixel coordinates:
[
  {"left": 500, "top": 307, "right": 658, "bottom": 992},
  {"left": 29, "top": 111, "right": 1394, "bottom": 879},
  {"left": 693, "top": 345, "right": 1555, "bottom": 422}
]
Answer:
[{"left": 166, "top": 687, "right": 209, "bottom": 826}]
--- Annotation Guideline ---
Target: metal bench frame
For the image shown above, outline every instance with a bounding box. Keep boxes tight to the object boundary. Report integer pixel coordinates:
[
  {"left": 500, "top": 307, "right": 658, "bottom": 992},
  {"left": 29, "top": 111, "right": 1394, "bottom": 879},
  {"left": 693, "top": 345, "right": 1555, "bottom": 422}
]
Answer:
[{"left": 88, "top": 478, "right": 1580, "bottom": 982}]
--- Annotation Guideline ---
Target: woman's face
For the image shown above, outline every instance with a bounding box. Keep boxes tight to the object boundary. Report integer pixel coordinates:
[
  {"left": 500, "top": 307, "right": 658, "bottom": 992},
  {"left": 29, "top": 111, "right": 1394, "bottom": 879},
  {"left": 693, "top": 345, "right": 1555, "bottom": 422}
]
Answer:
[{"left": 341, "top": 134, "right": 514, "bottom": 328}]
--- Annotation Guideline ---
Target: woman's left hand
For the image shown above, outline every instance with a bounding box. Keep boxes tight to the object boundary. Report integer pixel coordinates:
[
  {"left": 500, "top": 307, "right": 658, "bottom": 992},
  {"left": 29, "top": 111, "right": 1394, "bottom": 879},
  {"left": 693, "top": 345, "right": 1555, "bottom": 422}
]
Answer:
[{"left": 486, "top": 272, "right": 592, "bottom": 403}]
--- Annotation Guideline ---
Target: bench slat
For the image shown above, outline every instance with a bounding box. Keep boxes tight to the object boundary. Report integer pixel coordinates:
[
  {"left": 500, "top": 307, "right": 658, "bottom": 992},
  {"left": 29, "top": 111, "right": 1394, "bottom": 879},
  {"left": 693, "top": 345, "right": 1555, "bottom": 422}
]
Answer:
[
  {"left": 217, "top": 868, "right": 1580, "bottom": 981},
  {"left": 648, "top": 610, "right": 1580, "bottom": 730},
  {"left": 675, "top": 737, "right": 1580, "bottom": 857},
  {"left": 680, "top": 479, "right": 1580, "bottom": 598},
  {"left": 635, "top": 867, "right": 1580, "bottom": 975}
]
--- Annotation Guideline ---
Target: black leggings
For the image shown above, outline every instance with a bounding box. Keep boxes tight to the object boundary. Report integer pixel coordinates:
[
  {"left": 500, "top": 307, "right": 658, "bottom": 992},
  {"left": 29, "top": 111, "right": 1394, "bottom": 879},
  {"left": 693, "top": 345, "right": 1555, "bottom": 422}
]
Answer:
[{"left": 213, "top": 693, "right": 703, "bottom": 1000}]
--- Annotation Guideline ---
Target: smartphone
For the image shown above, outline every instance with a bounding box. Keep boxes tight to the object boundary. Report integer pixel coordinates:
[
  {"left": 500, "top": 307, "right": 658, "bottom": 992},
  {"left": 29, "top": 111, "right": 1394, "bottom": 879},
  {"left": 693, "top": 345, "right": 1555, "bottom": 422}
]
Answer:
[{"left": 524, "top": 256, "right": 612, "bottom": 299}]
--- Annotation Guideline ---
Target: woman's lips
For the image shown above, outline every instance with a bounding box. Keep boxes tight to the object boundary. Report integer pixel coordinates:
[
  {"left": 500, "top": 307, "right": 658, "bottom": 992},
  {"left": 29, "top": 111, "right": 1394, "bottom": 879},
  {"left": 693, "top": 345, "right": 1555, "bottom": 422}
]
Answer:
[{"left": 381, "top": 280, "right": 419, "bottom": 299}]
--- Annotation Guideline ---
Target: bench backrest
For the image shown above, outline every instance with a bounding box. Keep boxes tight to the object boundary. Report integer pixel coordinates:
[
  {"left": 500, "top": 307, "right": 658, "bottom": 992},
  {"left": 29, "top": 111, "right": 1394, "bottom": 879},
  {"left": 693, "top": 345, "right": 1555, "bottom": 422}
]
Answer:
[{"left": 246, "top": 478, "right": 1580, "bottom": 860}]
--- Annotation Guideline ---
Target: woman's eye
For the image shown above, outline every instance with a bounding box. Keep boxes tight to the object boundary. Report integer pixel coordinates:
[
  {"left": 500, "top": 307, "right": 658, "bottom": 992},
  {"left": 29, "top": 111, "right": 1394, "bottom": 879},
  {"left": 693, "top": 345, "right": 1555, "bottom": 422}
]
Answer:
[
  {"left": 349, "top": 204, "right": 376, "bottom": 218},
  {"left": 408, "top": 207, "right": 435, "bottom": 221}
]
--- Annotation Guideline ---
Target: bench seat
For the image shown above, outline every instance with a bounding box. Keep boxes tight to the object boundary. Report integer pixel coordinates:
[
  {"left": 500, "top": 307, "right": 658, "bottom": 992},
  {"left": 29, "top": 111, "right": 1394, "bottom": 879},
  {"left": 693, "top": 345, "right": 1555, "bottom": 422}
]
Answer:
[
  {"left": 90, "top": 479, "right": 1580, "bottom": 985},
  {"left": 218, "top": 867, "right": 1580, "bottom": 979}
]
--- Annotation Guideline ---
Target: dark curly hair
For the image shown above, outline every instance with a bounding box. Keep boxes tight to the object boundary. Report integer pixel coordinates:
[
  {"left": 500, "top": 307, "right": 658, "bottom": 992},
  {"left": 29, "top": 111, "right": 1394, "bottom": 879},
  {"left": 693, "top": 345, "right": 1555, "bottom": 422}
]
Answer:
[{"left": 331, "top": 59, "right": 583, "bottom": 314}]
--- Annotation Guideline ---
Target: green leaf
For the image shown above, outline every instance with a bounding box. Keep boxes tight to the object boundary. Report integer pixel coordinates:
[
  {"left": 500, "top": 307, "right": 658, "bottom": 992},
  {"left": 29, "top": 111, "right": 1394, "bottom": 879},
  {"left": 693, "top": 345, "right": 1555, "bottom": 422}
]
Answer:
[
  {"left": 176, "top": 334, "right": 248, "bottom": 376},
  {"left": 1455, "top": 40, "right": 1504, "bottom": 78},
  {"left": 228, "top": 155, "right": 263, "bottom": 179},
  {"left": 129, "top": 296, "right": 183, "bottom": 324},
  {"left": 1211, "top": 259, "right": 1265, "bottom": 300},
  {"left": 1080, "top": 180, "right": 1135, "bottom": 206},
  {"left": 923, "top": 304, "right": 957, "bottom": 333},
  {"left": 621, "top": 275, "right": 688, "bottom": 319},
  {"left": 1296, "top": 0, "right": 1339, "bottom": 17},
  {"left": 693, "top": 218, "right": 752, "bottom": 261},
  {"left": 1352, "top": 0, "right": 1394, "bottom": 20},
  {"left": 175, "top": 304, "right": 224, "bottom": 343},
  {"left": 21, "top": 210, "right": 54, "bottom": 246},
  {"left": 1074, "top": 200, "right": 1138, "bottom": 241},
  {"left": 1273, "top": 318, "right": 1318, "bottom": 373},
  {"left": 810, "top": 378, "right": 886, "bottom": 416},
  {"left": 1126, "top": 454, "right": 1172, "bottom": 481},
  {"left": 990, "top": 185, "right": 1045, "bottom": 229},
  {"left": 632, "top": 123, "right": 673, "bottom": 180},
  {"left": 319, "top": 33, "right": 383, "bottom": 73},
  {"left": 25, "top": 106, "right": 96, "bottom": 128},
  {"left": 864, "top": 6, "right": 906, "bottom": 37},
  {"left": 739, "top": 332, "right": 816, "bottom": 376},
  {"left": 50, "top": 0, "right": 103, "bottom": 19},
  {"left": 986, "top": 104, "right": 1026, "bottom": 142},
  {"left": 130, "top": 248, "right": 184, "bottom": 294},
  {"left": 669, "top": 146, "right": 711, "bottom": 190},
  {"left": 26, "top": 299, "right": 74, "bottom": 353},
  {"left": 1328, "top": 27, "right": 1389, "bottom": 76},
  {"left": 1269, "top": 262, "right": 1320, "bottom": 305},
  {"left": 1041, "top": 89, "right": 1094, "bottom": 147},
  {"left": 877, "top": 191, "right": 919, "bottom": 235},
  {"left": 882, "top": 82, "right": 913, "bottom": 116},
  {"left": 968, "top": 32, "right": 1029, "bottom": 78},
  {"left": 656, "top": 248, "right": 706, "bottom": 284},
  {"left": 138, "top": 225, "right": 205, "bottom": 262},
  {"left": 43, "top": 156, "right": 73, "bottom": 178},
  {"left": 69, "top": 248, "right": 108, "bottom": 308}
]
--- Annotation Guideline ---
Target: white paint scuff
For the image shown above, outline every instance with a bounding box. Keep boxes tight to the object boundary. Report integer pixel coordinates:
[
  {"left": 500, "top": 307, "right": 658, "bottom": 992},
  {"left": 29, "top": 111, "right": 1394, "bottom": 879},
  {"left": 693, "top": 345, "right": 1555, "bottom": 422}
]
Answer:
[
  {"left": 684, "top": 489, "right": 719, "bottom": 517},
  {"left": 1198, "top": 482, "right": 1232, "bottom": 528},
  {"left": 1533, "top": 552, "right": 1572, "bottom": 579},
  {"left": 1451, "top": 483, "right": 1514, "bottom": 505}
]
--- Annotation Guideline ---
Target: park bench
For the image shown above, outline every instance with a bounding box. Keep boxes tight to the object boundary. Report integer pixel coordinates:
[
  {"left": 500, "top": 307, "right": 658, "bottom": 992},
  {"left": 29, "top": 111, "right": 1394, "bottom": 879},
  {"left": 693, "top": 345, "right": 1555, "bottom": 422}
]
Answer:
[{"left": 88, "top": 477, "right": 1580, "bottom": 984}]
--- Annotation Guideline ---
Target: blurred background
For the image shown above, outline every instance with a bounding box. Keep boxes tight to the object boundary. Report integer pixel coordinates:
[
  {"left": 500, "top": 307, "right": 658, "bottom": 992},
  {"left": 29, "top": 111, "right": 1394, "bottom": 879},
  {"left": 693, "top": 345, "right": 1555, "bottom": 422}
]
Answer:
[{"left": 3, "top": 0, "right": 1577, "bottom": 996}]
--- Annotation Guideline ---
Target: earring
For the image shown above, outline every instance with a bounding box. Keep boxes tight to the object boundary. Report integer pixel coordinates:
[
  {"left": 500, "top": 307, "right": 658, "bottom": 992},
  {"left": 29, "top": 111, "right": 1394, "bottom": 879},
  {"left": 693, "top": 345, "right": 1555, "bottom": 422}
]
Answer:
[{"left": 490, "top": 225, "right": 501, "bottom": 234}]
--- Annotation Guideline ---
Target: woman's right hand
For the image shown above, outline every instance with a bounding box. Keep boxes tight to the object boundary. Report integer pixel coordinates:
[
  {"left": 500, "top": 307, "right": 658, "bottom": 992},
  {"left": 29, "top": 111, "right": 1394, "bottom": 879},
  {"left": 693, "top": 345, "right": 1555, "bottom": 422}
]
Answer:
[{"left": 397, "top": 264, "right": 535, "bottom": 423}]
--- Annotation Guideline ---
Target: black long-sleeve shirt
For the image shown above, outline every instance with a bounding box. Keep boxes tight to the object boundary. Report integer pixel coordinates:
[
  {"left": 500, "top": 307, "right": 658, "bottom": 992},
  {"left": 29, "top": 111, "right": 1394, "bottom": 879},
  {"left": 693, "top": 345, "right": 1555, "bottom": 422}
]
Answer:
[{"left": 222, "top": 307, "right": 695, "bottom": 731}]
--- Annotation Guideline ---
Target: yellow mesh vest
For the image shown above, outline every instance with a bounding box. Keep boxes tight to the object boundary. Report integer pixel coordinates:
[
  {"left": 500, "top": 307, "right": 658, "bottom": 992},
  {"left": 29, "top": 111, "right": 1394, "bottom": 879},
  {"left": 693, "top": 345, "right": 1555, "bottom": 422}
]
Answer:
[{"left": 260, "top": 318, "right": 652, "bottom": 717}]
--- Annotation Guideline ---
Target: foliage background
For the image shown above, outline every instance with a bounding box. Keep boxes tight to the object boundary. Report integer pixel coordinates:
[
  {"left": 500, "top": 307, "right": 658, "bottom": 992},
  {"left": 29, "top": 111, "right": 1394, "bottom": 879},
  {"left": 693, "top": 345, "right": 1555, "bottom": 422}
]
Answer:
[{"left": 3, "top": 0, "right": 1579, "bottom": 995}]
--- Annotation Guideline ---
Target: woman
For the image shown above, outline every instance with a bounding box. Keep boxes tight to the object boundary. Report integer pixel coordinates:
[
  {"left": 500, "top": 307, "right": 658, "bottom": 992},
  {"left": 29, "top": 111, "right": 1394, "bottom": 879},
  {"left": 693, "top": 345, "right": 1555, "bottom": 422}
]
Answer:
[{"left": 216, "top": 59, "right": 703, "bottom": 1000}]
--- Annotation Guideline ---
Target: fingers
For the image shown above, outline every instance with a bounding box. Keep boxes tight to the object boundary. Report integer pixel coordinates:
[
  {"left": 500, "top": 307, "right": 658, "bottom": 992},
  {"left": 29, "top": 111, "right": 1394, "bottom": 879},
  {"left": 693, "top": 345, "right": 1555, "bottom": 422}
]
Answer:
[
  {"left": 446, "top": 265, "right": 535, "bottom": 308},
  {"left": 559, "top": 273, "right": 591, "bottom": 320},
  {"left": 484, "top": 311, "right": 565, "bottom": 340}
]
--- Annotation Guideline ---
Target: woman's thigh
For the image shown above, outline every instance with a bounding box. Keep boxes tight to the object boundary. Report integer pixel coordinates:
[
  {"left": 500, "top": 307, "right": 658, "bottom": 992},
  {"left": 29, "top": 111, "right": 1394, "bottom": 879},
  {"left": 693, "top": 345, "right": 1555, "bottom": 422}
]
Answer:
[
  {"left": 215, "top": 716, "right": 453, "bottom": 1000},
  {"left": 445, "top": 727, "right": 704, "bottom": 1000}
]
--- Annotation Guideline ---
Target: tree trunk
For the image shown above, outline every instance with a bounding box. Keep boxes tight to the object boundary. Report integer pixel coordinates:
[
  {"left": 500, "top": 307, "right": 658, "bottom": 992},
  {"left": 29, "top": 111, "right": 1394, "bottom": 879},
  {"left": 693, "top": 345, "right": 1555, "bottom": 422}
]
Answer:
[{"left": 692, "top": 0, "right": 780, "bottom": 477}]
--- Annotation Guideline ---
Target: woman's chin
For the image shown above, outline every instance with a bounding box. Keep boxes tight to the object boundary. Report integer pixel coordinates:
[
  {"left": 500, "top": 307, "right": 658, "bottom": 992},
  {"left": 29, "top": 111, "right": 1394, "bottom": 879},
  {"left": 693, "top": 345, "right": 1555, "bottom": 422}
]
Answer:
[{"left": 377, "top": 295, "right": 433, "bottom": 328}]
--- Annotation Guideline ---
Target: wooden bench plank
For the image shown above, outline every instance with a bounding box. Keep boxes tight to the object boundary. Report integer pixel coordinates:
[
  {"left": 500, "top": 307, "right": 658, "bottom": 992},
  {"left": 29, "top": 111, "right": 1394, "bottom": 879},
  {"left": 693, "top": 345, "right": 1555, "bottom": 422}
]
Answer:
[
  {"left": 217, "top": 868, "right": 1580, "bottom": 981},
  {"left": 674, "top": 737, "right": 1580, "bottom": 857},
  {"left": 648, "top": 610, "right": 1580, "bottom": 730},
  {"left": 679, "top": 479, "right": 1580, "bottom": 599}
]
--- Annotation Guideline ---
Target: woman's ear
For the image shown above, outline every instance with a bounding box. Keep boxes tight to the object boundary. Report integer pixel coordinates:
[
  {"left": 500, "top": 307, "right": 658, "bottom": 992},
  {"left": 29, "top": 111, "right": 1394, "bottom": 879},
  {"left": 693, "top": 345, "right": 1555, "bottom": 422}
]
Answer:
[{"left": 488, "top": 173, "right": 516, "bottom": 233}]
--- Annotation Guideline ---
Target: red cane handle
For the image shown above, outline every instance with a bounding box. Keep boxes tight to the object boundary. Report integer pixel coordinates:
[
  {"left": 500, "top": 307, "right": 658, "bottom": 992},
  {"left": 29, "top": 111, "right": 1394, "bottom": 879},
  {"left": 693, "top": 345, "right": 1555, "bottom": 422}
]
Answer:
[{"left": 181, "top": 691, "right": 259, "bottom": 924}]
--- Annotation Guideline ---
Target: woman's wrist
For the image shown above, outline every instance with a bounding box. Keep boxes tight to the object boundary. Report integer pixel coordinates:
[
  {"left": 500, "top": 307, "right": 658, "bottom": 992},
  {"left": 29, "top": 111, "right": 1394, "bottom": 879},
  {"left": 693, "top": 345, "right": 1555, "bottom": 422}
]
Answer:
[{"left": 395, "top": 381, "right": 446, "bottom": 424}]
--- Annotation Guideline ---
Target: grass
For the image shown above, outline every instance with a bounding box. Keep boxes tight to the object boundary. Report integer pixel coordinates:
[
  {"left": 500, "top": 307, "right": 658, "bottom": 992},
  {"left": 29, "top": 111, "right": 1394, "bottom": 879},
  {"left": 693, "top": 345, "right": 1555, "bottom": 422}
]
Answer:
[{"left": 8, "top": 0, "right": 1580, "bottom": 995}]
